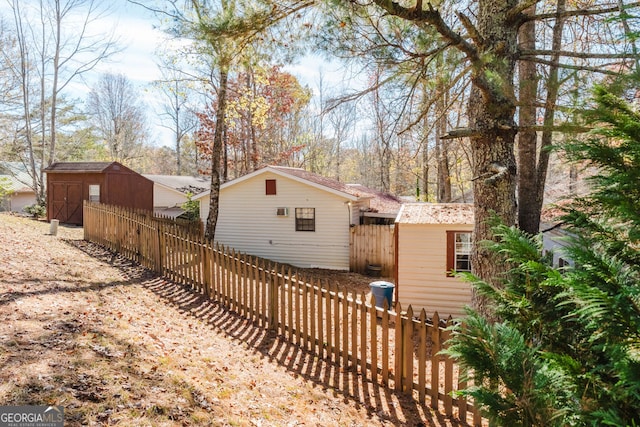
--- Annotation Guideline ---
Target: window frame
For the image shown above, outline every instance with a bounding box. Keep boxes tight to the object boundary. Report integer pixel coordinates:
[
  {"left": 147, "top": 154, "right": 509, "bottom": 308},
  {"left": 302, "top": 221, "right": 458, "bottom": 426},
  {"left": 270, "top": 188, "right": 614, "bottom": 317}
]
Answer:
[
  {"left": 295, "top": 207, "right": 315, "bottom": 232},
  {"left": 446, "top": 230, "right": 472, "bottom": 276},
  {"left": 88, "top": 184, "right": 100, "bottom": 203}
]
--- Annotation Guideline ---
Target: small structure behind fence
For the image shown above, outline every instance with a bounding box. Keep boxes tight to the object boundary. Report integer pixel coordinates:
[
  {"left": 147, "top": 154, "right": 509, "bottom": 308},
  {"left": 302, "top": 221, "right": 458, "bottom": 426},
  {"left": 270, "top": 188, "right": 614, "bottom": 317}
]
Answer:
[
  {"left": 349, "top": 224, "right": 395, "bottom": 277},
  {"left": 83, "top": 202, "right": 481, "bottom": 425}
]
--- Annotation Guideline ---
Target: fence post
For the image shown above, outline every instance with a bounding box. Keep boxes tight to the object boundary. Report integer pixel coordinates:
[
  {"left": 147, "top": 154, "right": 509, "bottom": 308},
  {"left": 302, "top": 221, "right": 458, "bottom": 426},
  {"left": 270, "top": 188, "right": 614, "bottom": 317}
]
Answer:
[
  {"left": 431, "top": 311, "right": 441, "bottom": 410},
  {"left": 268, "top": 263, "right": 278, "bottom": 332},
  {"left": 394, "top": 301, "right": 404, "bottom": 392},
  {"left": 403, "top": 306, "right": 415, "bottom": 395}
]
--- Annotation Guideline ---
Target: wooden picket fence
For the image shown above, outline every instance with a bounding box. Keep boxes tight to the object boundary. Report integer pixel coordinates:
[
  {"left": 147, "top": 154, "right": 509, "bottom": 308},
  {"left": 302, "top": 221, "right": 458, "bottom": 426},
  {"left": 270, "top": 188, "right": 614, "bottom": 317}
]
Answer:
[{"left": 83, "top": 202, "right": 482, "bottom": 425}]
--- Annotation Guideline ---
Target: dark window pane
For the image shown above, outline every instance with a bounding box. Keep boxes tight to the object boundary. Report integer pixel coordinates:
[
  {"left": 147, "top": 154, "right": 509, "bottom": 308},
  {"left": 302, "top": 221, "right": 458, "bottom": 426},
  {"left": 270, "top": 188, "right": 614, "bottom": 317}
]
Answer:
[{"left": 295, "top": 208, "right": 315, "bottom": 231}]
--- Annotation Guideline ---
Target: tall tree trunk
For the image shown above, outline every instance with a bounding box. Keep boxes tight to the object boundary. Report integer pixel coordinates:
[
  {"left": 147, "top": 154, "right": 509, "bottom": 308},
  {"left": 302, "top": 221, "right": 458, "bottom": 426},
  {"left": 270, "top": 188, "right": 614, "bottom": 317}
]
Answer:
[
  {"left": 569, "top": 164, "right": 578, "bottom": 195},
  {"left": 534, "top": 0, "right": 566, "bottom": 228},
  {"left": 49, "top": 0, "right": 62, "bottom": 168},
  {"left": 175, "top": 81, "right": 183, "bottom": 175},
  {"left": 435, "top": 90, "right": 452, "bottom": 202},
  {"left": 248, "top": 70, "right": 259, "bottom": 171},
  {"left": 517, "top": 5, "right": 539, "bottom": 234},
  {"left": 469, "top": 0, "right": 519, "bottom": 315},
  {"left": 420, "top": 84, "right": 430, "bottom": 201},
  {"left": 421, "top": 136, "right": 429, "bottom": 201},
  {"left": 38, "top": 2, "right": 47, "bottom": 200},
  {"left": 518, "top": 0, "right": 566, "bottom": 234},
  {"left": 205, "top": 67, "right": 228, "bottom": 241},
  {"left": 13, "top": 1, "right": 42, "bottom": 203}
]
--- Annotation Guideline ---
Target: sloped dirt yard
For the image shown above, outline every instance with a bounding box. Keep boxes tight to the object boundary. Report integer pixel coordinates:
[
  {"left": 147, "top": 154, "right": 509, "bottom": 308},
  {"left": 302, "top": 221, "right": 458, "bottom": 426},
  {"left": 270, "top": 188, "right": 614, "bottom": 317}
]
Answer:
[{"left": 0, "top": 213, "right": 464, "bottom": 427}]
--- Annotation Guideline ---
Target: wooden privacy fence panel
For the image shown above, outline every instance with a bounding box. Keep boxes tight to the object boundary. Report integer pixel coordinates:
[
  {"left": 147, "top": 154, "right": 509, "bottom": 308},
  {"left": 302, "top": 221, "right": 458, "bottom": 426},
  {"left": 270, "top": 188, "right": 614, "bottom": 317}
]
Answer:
[
  {"left": 83, "top": 202, "right": 481, "bottom": 425},
  {"left": 350, "top": 225, "right": 395, "bottom": 277}
]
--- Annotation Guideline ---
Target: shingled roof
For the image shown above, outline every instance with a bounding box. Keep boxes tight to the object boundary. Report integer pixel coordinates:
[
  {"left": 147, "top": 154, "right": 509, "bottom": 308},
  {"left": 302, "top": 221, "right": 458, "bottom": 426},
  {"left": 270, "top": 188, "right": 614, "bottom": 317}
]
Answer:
[
  {"left": 217, "top": 165, "right": 403, "bottom": 215},
  {"left": 268, "top": 166, "right": 402, "bottom": 214},
  {"left": 0, "top": 162, "right": 33, "bottom": 193},
  {"left": 44, "top": 162, "right": 116, "bottom": 172},
  {"left": 144, "top": 175, "right": 209, "bottom": 195},
  {"left": 345, "top": 184, "right": 403, "bottom": 214},
  {"left": 396, "top": 203, "right": 474, "bottom": 224},
  {"left": 269, "top": 166, "right": 363, "bottom": 198}
]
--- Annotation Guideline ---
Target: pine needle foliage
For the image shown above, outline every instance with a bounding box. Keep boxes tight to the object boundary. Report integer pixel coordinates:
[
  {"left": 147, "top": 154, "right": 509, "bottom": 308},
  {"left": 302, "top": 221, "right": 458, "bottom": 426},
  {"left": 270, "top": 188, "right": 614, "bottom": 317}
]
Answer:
[{"left": 443, "top": 87, "right": 640, "bottom": 426}]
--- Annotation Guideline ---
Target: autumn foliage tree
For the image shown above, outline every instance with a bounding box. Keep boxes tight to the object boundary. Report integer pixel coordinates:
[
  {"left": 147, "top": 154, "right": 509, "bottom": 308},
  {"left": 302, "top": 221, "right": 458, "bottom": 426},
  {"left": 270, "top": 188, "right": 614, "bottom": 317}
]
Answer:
[
  {"left": 195, "top": 66, "right": 311, "bottom": 179},
  {"left": 153, "top": 0, "right": 313, "bottom": 241}
]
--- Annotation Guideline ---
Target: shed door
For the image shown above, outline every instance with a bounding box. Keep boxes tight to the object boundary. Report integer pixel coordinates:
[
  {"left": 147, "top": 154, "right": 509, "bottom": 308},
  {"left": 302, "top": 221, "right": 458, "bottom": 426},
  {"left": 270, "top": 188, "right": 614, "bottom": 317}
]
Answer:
[{"left": 51, "top": 182, "right": 82, "bottom": 224}]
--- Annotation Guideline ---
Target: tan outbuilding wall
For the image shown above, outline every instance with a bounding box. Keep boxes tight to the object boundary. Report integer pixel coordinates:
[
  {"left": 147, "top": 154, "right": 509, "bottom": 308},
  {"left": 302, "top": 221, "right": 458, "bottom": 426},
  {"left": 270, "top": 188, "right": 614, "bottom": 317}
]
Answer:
[{"left": 395, "top": 203, "right": 474, "bottom": 318}]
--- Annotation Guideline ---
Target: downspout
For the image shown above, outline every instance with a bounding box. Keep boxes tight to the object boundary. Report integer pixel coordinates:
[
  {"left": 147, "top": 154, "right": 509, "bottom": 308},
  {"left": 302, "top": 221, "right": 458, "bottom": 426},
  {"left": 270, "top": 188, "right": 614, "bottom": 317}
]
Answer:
[{"left": 394, "top": 222, "right": 399, "bottom": 303}]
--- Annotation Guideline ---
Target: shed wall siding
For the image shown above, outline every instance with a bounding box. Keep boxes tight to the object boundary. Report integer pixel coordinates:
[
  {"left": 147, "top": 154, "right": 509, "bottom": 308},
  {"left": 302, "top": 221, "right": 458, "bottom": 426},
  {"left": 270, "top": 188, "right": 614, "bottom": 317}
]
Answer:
[
  {"left": 45, "top": 167, "right": 153, "bottom": 224},
  {"left": 211, "top": 171, "right": 351, "bottom": 270},
  {"left": 396, "top": 223, "right": 473, "bottom": 318}
]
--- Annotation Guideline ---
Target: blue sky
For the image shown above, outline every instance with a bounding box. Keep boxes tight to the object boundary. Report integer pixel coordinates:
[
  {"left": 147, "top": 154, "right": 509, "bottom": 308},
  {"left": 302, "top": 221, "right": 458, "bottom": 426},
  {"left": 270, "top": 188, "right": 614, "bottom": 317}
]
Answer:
[{"left": 1, "top": 0, "right": 357, "bottom": 148}]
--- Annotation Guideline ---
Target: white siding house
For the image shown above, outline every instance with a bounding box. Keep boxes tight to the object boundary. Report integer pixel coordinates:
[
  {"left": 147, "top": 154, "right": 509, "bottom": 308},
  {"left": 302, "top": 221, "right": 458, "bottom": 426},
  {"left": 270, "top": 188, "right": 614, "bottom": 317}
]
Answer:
[
  {"left": 0, "top": 163, "right": 37, "bottom": 213},
  {"left": 542, "top": 223, "right": 575, "bottom": 268},
  {"left": 196, "top": 166, "right": 401, "bottom": 270},
  {"left": 395, "top": 203, "right": 474, "bottom": 318},
  {"left": 144, "top": 175, "right": 209, "bottom": 218}
]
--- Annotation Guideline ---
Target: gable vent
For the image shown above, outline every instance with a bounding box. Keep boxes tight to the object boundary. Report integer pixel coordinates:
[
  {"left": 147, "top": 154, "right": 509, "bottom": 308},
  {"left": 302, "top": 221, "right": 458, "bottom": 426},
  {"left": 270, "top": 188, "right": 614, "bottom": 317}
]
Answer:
[{"left": 276, "top": 207, "right": 288, "bottom": 216}]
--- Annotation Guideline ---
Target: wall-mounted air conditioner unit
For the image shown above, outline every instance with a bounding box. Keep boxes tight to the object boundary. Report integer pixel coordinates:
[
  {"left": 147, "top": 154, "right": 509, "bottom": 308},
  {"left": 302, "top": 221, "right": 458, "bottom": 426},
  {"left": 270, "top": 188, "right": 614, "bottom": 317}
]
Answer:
[{"left": 276, "top": 207, "right": 288, "bottom": 216}]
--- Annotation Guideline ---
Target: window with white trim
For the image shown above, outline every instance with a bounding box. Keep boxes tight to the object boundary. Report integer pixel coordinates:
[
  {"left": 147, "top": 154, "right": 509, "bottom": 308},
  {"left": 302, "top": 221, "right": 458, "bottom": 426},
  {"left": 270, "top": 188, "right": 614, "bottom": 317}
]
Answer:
[
  {"left": 88, "top": 184, "right": 100, "bottom": 203},
  {"left": 446, "top": 231, "right": 472, "bottom": 275}
]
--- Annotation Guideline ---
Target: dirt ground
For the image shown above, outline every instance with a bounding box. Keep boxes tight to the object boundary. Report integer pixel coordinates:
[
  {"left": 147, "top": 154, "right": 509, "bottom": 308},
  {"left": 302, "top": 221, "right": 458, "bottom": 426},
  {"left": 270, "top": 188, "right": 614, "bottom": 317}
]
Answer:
[{"left": 0, "top": 213, "right": 467, "bottom": 426}]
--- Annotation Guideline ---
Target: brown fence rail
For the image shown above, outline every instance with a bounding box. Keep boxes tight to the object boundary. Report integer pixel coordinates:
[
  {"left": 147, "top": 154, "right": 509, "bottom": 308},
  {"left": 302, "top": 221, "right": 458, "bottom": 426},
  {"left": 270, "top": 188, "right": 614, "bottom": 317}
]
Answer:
[{"left": 83, "top": 202, "right": 482, "bottom": 425}]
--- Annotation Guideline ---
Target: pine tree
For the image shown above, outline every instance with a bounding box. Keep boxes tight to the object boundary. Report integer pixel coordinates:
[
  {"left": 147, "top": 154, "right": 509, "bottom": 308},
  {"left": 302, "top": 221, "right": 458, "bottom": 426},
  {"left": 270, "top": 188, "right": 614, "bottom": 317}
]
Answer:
[{"left": 443, "top": 86, "right": 640, "bottom": 426}]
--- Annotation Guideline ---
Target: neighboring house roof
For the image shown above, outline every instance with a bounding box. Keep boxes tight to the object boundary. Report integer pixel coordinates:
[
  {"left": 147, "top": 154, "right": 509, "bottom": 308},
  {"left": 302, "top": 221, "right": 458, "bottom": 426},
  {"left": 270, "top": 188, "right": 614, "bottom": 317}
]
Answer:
[
  {"left": 144, "top": 174, "right": 209, "bottom": 196},
  {"left": 0, "top": 162, "right": 35, "bottom": 193},
  {"left": 43, "top": 161, "right": 116, "bottom": 173},
  {"left": 0, "top": 174, "right": 32, "bottom": 193},
  {"left": 154, "top": 207, "right": 186, "bottom": 219},
  {"left": 269, "top": 166, "right": 365, "bottom": 198},
  {"left": 346, "top": 184, "right": 403, "bottom": 214},
  {"left": 396, "top": 203, "right": 474, "bottom": 225}
]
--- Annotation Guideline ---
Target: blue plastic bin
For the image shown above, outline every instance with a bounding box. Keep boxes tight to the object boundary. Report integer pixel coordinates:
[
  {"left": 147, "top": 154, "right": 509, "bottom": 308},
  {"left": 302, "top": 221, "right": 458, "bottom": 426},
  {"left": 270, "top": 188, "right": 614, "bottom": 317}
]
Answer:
[{"left": 369, "top": 281, "right": 395, "bottom": 309}]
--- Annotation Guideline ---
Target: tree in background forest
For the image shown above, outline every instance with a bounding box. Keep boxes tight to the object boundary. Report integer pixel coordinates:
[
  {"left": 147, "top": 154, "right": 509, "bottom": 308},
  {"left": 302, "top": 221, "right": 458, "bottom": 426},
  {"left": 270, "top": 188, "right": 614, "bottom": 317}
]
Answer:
[
  {"left": 444, "top": 86, "right": 640, "bottom": 426},
  {"left": 313, "top": 0, "right": 640, "bottom": 313},
  {"left": 153, "top": 57, "right": 199, "bottom": 175},
  {"left": 0, "top": 0, "right": 119, "bottom": 202},
  {"left": 151, "top": 0, "right": 314, "bottom": 241},
  {"left": 195, "top": 66, "right": 312, "bottom": 180},
  {"left": 86, "top": 73, "right": 150, "bottom": 165}
]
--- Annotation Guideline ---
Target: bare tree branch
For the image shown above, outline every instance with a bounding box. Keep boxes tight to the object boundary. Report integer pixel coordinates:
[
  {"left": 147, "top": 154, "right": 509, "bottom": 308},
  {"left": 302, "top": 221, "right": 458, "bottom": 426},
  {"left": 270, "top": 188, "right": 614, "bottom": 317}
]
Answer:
[
  {"left": 360, "top": 0, "right": 479, "bottom": 60},
  {"left": 521, "top": 49, "right": 639, "bottom": 60},
  {"left": 524, "top": 1, "right": 640, "bottom": 21},
  {"left": 520, "top": 57, "right": 629, "bottom": 75}
]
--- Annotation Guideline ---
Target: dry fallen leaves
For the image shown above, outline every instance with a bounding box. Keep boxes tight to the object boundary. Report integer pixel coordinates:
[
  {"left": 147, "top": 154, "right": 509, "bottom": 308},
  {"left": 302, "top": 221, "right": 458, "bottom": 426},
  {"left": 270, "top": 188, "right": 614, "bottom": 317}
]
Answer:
[{"left": 0, "top": 214, "right": 464, "bottom": 427}]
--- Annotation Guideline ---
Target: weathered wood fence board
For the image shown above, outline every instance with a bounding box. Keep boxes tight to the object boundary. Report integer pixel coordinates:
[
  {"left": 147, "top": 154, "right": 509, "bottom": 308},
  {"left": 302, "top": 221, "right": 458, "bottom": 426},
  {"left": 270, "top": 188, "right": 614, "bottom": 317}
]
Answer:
[
  {"left": 349, "top": 224, "right": 395, "bottom": 277},
  {"left": 83, "top": 202, "right": 481, "bottom": 425}
]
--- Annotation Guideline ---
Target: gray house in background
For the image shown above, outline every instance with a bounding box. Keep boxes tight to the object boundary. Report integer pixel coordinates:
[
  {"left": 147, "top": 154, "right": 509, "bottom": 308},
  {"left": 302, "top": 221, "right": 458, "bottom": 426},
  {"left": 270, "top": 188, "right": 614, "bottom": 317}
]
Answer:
[
  {"left": 541, "top": 202, "right": 575, "bottom": 268},
  {"left": 0, "top": 162, "right": 37, "bottom": 213}
]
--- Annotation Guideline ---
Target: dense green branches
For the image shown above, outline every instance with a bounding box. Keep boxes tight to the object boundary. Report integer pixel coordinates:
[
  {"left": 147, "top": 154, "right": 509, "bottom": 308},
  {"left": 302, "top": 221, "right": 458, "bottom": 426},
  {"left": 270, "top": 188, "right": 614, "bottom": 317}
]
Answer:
[{"left": 444, "top": 87, "right": 640, "bottom": 426}]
